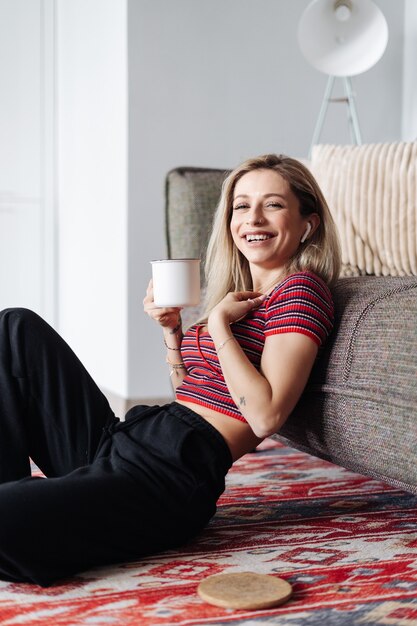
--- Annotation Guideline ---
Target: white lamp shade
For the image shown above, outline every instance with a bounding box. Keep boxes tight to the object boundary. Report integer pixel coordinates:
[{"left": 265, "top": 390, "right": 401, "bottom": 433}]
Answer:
[{"left": 298, "top": 0, "right": 389, "bottom": 77}]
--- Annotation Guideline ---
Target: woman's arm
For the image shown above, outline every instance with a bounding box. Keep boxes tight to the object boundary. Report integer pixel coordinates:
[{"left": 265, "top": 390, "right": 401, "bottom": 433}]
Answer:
[
  {"left": 143, "top": 279, "right": 188, "bottom": 389},
  {"left": 208, "top": 292, "right": 319, "bottom": 438},
  {"left": 162, "top": 320, "right": 187, "bottom": 389}
]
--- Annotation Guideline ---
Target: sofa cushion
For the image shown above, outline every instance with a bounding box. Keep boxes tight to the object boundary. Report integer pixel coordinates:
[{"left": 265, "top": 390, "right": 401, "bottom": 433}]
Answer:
[
  {"left": 274, "top": 275, "right": 417, "bottom": 493},
  {"left": 311, "top": 142, "right": 417, "bottom": 277}
]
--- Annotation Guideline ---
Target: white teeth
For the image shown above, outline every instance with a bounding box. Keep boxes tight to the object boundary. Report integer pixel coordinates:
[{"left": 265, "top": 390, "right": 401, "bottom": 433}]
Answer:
[{"left": 246, "top": 234, "right": 272, "bottom": 242}]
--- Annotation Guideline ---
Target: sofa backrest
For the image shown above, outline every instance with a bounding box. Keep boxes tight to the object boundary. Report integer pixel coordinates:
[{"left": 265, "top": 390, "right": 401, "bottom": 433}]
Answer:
[
  {"left": 165, "top": 166, "right": 228, "bottom": 268},
  {"left": 165, "top": 166, "right": 227, "bottom": 326}
]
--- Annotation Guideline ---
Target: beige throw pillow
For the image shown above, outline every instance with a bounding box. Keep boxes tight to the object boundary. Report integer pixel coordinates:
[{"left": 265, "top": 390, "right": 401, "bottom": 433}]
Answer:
[{"left": 311, "top": 142, "right": 417, "bottom": 276}]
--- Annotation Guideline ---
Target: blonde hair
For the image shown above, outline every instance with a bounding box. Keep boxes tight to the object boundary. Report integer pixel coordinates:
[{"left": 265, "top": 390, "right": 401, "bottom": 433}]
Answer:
[{"left": 202, "top": 154, "right": 341, "bottom": 318}]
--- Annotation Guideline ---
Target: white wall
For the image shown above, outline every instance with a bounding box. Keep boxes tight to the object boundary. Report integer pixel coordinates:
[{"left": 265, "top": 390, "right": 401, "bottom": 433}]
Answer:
[
  {"left": 126, "top": 0, "right": 406, "bottom": 401},
  {"left": 54, "top": 0, "right": 409, "bottom": 405},
  {"left": 403, "top": 0, "right": 417, "bottom": 140},
  {"left": 57, "top": 0, "right": 129, "bottom": 397},
  {"left": 0, "top": 0, "right": 56, "bottom": 323},
  {"left": 0, "top": 0, "right": 410, "bottom": 408}
]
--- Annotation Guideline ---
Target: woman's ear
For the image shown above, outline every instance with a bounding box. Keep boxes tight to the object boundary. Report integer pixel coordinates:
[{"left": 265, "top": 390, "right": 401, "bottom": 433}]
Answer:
[
  {"left": 300, "top": 223, "right": 312, "bottom": 243},
  {"left": 301, "top": 214, "right": 320, "bottom": 243}
]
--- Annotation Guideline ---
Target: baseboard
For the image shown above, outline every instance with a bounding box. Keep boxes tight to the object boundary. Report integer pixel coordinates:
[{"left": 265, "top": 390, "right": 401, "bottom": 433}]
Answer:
[{"left": 101, "top": 389, "right": 174, "bottom": 418}]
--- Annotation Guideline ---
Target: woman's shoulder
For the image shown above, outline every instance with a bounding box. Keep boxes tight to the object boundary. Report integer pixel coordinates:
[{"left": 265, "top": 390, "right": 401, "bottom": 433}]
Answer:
[{"left": 263, "top": 271, "right": 335, "bottom": 344}]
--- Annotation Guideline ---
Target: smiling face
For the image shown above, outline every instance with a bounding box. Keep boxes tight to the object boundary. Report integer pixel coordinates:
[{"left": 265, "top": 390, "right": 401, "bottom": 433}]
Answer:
[{"left": 230, "top": 169, "right": 312, "bottom": 285}]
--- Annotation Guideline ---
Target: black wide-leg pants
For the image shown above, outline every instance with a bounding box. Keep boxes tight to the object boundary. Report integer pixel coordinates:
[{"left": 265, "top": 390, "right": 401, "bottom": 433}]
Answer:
[{"left": 0, "top": 308, "right": 232, "bottom": 587}]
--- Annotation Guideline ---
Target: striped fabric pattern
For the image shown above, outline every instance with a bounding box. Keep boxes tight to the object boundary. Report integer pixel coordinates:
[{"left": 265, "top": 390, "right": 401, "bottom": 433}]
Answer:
[
  {"left": 176, "top": 272, "right": 334, "bottom": 422},
  {"left": 311, "top": 142, "right": 417, "bottom": 277}
]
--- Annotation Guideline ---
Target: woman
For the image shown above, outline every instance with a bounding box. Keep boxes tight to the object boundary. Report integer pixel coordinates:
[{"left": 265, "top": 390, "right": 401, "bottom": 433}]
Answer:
[{"left": 0, "top": 154, "right": 340, "bottom": 587}]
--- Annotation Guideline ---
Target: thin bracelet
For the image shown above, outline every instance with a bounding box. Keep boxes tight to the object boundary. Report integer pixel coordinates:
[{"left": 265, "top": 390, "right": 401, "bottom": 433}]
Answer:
[
  {"left": 217, "top": 336, "right": 234, "bottom": 353},
  {"left": 164, "top": 337, "right": 181, "bottom": 351},
  {"left": 166, "top": 356, "right": 186, "bottom": 368},
  {"left": 166, "top": 356, "right": 186, "bottom": 377}
]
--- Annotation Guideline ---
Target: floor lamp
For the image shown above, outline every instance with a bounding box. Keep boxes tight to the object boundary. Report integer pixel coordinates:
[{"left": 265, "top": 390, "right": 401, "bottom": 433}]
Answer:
[{"left": 297, "top": 0, "right": 389, "bottom": 157}]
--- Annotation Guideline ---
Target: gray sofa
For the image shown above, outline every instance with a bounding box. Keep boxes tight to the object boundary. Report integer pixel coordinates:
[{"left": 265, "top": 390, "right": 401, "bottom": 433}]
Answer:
[{"left": 165, "top": 153, "right": 417, "bottom": 495}]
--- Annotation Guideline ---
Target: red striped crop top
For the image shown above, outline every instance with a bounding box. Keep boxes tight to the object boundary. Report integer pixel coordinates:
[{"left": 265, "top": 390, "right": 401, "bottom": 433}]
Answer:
[{"left": 175, "top": 271, "right": 334, "bottom": 423}]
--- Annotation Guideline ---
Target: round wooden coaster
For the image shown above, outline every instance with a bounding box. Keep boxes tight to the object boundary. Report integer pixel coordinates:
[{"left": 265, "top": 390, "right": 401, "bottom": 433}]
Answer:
[{"left": 197, "top": 572, "right": 292, "bottom": 610}]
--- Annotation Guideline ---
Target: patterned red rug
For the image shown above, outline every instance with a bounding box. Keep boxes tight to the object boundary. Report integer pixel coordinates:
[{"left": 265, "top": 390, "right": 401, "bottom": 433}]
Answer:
[{"left": 1, "top": 439, "right": 417, "bottom": 625}]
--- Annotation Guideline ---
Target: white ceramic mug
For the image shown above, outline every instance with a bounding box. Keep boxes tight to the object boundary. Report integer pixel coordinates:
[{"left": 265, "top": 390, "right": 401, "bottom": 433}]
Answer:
[{"left": 151, "top": 259, "right": 201, "bottom": 307}]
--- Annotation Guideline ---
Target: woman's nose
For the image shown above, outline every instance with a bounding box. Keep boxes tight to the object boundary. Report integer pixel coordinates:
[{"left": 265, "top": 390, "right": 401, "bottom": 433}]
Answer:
[{"left": 246, "top": 208, "right": 264, "bottom": 226}]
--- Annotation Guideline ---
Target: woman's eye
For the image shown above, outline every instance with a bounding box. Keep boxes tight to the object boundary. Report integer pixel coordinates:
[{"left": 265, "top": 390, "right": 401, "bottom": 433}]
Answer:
[
  {"left": 266, "top": 202, "right": 284, "bottom": 209},
  {"left": 233, "top": 203, "right": 249, "bottom": 210}
]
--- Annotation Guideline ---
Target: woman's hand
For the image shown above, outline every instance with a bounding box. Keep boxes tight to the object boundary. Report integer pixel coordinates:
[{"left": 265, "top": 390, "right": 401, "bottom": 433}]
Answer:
[
  {"left": 208, "top": 291, "right": 266, "bottom": 333},
  {"left": 143, "top": 279, "right": 182, "bottom": 332},
  {"left": 144, "top": 279, "right": 185, "bottom": 389}
]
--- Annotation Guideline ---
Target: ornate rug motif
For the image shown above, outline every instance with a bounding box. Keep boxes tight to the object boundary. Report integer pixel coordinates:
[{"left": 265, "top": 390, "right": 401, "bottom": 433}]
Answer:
[{"left": 1, "top": 440, "right": 417, "bottom": 625}]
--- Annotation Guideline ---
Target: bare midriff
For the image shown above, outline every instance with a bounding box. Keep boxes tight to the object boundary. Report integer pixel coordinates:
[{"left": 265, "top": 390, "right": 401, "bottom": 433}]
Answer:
[{"left": 176, "top": 399, "right": 263, "bottom": 461}]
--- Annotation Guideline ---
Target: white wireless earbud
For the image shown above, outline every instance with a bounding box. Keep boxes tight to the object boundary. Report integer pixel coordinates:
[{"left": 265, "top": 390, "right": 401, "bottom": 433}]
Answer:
[{"left": 300, "top": 223, "right": 312, "bottom": 243}]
